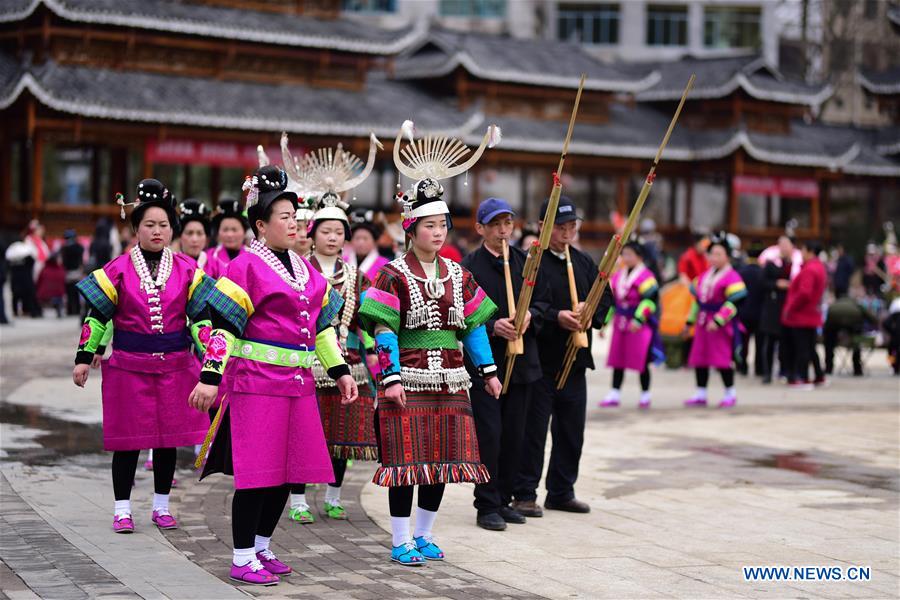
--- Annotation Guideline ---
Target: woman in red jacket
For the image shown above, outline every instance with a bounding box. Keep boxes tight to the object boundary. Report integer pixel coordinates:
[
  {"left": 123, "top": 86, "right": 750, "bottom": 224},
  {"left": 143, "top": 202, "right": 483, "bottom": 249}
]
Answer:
[{"left": 781, "top": 240, "right": 826, "bottom": 389}]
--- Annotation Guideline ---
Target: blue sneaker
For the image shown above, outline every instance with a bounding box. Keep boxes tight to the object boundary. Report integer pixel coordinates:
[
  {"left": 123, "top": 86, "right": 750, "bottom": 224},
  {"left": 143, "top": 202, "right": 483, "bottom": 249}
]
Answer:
[
  {"left": 413, "top": 536, "right": 444, "bottom": 561},
  {"left": 391, "top": 541, "right": 425, "bottom": 566}
]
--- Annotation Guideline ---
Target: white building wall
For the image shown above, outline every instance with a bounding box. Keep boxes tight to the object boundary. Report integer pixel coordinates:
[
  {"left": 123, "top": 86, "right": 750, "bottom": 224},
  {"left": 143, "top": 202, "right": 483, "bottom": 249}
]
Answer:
[{"left": 377, "top": 0, "right": 779, "bottom": 66}]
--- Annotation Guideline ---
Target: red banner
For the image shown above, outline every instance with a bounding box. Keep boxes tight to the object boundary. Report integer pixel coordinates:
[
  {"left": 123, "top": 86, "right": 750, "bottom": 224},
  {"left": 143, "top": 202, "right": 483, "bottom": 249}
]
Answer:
[
  {"left": 145, "top": 139, "right": 288, "bottom": 168},
  {"left": 733, "top": 175, "right": 818, "bottom": 199}
]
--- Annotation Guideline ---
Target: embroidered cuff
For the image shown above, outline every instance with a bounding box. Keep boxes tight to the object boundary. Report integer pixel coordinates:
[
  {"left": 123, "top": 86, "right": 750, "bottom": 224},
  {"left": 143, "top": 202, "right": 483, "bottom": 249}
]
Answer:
[
  {"left": 77, "top": 317, "right": 107, "bottom": 359},
  {"left": 96, "top": 345, "right": 107, "bottom": 357},
  {"left": 714, "top": 315, "right": 727, "bottom": 327},
  {"left": 380, "top": 372, "right": 402, "bottom": 388},
  {"left": 201, "top": 329, "right": 235, "bottom": 383},
  {"left": 374, "top": 331, "right": 400, "bottom": 379},
  {"left": 191, "top": 320, "right": 213, "bottom": 355}
]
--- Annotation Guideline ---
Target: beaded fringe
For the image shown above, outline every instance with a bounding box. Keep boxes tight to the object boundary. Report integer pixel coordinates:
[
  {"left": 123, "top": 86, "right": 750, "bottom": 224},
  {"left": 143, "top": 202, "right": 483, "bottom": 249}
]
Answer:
[
  {"left": 312, "top": 360, "right": 371, "bottom": 388},
  {"left": 372, "top": 462, "right": 491, "bottom": 487},
  {"left": 330, "top": 444, "right": 379, "bottom": 461},
  {"left": 399, "top": 366, "right": 471, "bottom": 393}
]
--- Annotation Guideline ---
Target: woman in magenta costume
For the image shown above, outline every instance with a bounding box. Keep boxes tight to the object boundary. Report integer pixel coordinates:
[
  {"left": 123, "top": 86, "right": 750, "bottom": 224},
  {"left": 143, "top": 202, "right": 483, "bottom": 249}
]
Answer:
[
  {"left": 71, "top": 179, "right": 214, "bottom": 534},
  {"left": 189, "top": 165, "right": 358, "bottom": 587},
  {"left": 601, "top": 241, "right": 664, "bottom": 409},
  {"left": 358, "top": 120, "right": 503, "bottom": 567},
  {"left": 204, "top": 197, "right": 248, "bottom": 279},
  {"left": 684, "top": 235, "right": 747, "bottom": 408}
]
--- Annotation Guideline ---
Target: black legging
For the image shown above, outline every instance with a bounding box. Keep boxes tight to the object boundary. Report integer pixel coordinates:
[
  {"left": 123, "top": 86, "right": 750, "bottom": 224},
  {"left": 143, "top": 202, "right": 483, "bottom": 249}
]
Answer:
[
  {"left": 112, "top": 448, "right": 176, "bottom": 501},
  {"left": 290, "top": 457, "right": 347, "bottom": 495},
  {"left": 611, "top": 348, "right": 652, "bottom": 392},
  {"left": 388, "top": 484, "right": 445, "bottom": 517},
  {"left": 695, "top": 367, "right": 734, "bottom": 389},
  {"left": 232, "top": 485, "right": 291, "bottom": 549}
]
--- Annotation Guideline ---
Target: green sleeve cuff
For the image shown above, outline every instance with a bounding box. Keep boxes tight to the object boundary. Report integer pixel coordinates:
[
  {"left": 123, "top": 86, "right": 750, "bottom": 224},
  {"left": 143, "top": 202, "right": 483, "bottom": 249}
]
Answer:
[
  {"left": 191, "top": 320, "right": 212, "bottom": 355},
  {"left": 78, "top": 317, "right": 108, "bottom": 355},
  {"left": 315, "top": 326, "right": 347, "bottom": 371}
]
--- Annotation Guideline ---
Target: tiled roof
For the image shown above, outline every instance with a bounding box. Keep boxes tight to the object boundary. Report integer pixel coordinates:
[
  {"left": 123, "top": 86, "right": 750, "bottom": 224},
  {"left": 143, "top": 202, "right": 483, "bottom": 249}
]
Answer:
[
  {"left": 0, "top": 0, "right": 425, "bottom": 54},
  {"left": 858, "top": 67, "right": 900, "bottom": 95},
  {"left": 394, "top": 28, "right": 659, "bottom": 92}
]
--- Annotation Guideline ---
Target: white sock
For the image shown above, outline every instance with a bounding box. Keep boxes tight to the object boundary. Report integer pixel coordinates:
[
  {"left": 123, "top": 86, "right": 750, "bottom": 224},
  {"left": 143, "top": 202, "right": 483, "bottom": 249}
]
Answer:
[
  {"left": 114, "top": 499, "right": 131, "bottom": 517},
  {"left": 233, "top": 547, "right": 256, "bottom": 567},
  {"left": 254, "top": 535, "right": 271, "bottom": 554},
  {"left": 391, "top": 516, "right": 411, "bottom": 547},
  {"left": 724, "top": 386, "right": 736, "bottom": 399},
  {"left": 413, "top": 507, "right": 438, "bottom": 539},
  {"left": 605, "top": 388, "right": 621, "bottom": 400},
  {"left": 194, "top": 444, "right": 202, "bottom": 456},
  {"left": 290, "top": 493, "right": 308, "bottom": 510},
  {"left": 640, "top": 391, "right": 651, "bottom": 403},
  {"left": 695, "top": 387, "right": 708, "bottom": 399},
  {"left": 153, "top": 493, "right": 169, "bottom": 512},
  {"left": 148, "top": 449, "right": 153, "bottom": 461},
  {"left": 325, "top": 485, "right": 341, "bottom": 506}
]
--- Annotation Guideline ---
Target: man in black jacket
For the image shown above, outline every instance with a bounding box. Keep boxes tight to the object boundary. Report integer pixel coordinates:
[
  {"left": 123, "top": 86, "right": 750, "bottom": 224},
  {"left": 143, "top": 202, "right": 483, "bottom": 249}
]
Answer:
[
  {"left": 463, "top": 198, "right": 551, "bottom": 531},
  {"left": 512, "top": 197, "right": 612, "bottom": 516}
]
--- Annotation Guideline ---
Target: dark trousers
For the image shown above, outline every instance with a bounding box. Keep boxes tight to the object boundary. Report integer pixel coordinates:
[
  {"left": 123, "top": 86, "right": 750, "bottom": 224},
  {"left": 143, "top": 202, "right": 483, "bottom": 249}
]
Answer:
[
  {"left": 823, "top": 324, "right": 863, "bottom": 375},
  {"left": 471, "top": 380, "right": 531, "bottom": 515},
  {"left": 0, "top": 281, "right": 8, "bottom": 324},
  {"left": 788, "top": 327, "right": 823, "bottom": 383},
  {"left": 759, "top": 331, "right": 786, "bottom": 379},
  {"left": 737, "top": 321, "right": 761, "bottom": 376},
  {"left": 514, "top": 370, "right": 586, "bottom": 505},
  {"left": 65, "top": 281, "right": 81, "bottom": 315}
]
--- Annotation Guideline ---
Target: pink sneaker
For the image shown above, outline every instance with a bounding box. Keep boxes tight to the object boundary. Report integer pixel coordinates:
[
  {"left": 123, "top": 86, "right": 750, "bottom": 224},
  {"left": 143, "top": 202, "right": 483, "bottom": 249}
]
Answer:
[
  {"left": 599, "top": 398, "right": 620, "bottom": 408},
  {"left": 152, "top": 509, "right": 178, "bottom": 530},
  {"left": 256, "top": 550, "right": 292, "bottom": 575},
  {"left": 113, "top": 514, "right": 134, "bottom": 534},
  {"left": 718, "top": 397, "right": 737, "bottom": 408},
  {"left": 171, "top": 477, "right": 179, "bottom": 489},
  {"left": 143, "top": 459, "right": 153, "bottom": 471},
  {"left": 230, "top": 560, "right": 279, "bottom": 586},
  {"left": 683, "top": 396, "right": 707, "bottom": 407},
  {"left": 638, "top": 398, "right": 651, "bottom": 409}
]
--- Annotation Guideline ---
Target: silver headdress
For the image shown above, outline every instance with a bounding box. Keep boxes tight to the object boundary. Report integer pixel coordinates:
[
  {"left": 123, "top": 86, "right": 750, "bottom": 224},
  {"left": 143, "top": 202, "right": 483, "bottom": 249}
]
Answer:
[
  {"left": 281, "top": 132, "right": 383, "bottom": 226},
  {"left": 392, "top": 119, "right": 500, "bottom": 228}
]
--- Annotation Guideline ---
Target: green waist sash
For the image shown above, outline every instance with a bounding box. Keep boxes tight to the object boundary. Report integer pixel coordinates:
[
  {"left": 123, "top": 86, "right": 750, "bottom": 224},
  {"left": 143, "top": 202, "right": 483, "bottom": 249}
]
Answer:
[
  {"left": 398, "top": 329, "right": 459, "bottom": 350},
  {"left": 231, "top": 338, "right": 316, "bottom": 368}
]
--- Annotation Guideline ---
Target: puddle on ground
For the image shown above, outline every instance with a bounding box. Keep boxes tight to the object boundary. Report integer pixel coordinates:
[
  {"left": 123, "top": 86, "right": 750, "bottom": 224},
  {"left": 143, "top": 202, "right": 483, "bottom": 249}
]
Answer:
[
  {"left": 0, "top": 402, "right": 104, "bottom": 465},
  {"left": 694, "top": 445, "right": 898, "bottom": 492},
  {"left": 0, "top": 402, "right": 195, "bottom": 468}
]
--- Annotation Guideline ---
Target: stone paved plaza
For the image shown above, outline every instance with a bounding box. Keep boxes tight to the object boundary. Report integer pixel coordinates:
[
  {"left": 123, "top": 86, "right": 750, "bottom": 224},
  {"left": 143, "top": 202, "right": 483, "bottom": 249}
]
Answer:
[{"left": 1, "top": 316, "right": 898, "bottom": 599}]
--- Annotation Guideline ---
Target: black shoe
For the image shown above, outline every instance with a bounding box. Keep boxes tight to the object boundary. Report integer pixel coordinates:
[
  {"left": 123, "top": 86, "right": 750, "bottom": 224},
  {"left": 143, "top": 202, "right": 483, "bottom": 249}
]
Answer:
[
  {"left": 544, "top": 498, "right": 590, "bottom": 513},
  {"left": 498, "top": 505, "right": 526, "bottom": 524},
  {"left": 761, "top": 375, "right": 772, "bottom": 384},
  {"left": 476, "top": 512, "right": 507, "bottom": 531},
  {"left": 510, "top": 500, "right": 543, "bottom": 518}
]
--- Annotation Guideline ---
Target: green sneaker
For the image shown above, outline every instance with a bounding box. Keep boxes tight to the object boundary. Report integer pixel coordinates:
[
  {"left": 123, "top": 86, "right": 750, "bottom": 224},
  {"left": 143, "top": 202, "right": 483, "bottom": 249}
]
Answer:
[
  {"left": 323, "top": 502, "right": 348, "bottom": 520},
  {"left": 289, "top": 506, "right": 315, "bottom": 524}
]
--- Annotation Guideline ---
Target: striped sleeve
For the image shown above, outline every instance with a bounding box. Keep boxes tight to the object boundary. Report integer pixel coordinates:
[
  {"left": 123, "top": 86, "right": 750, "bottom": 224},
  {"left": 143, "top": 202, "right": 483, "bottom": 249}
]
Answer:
[
  {"left": 316, "top": 284, "right": 344, "bottom": 333},
  {"left": 460, "top": 269, "right": 497, "bottom": 336},
  {"left": 358, "top": 269, "right": 401, "bottom": 334}
]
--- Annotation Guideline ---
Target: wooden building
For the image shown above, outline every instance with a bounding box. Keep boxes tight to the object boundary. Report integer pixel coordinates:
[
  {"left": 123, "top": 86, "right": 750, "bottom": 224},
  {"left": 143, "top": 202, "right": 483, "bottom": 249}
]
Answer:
[{"left": 1, "top": 0, "right": 898, "bottom": 250}]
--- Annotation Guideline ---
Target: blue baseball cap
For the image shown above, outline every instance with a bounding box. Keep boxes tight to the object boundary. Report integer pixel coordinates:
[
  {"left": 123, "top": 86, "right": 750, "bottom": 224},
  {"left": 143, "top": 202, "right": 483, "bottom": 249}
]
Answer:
[{"left": 476, "top": 197, "right": 515, "bottom": 225}]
